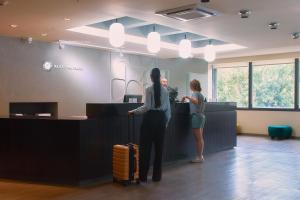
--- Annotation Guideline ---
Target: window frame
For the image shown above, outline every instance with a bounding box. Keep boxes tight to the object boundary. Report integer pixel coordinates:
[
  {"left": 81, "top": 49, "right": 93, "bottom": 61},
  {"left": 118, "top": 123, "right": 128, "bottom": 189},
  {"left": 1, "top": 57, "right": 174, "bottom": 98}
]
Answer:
[
  {"left": 295, "top": 58, "right": 299, "bottom": 110},
  {"left": 213, "top": 58, "right": 300, "bottom": 112},
  {"left": 214, "top": 65, "right": 249, "bottom": 108},
  {"left": 252, "top": 62, "right": 295, "bottom": 110}
]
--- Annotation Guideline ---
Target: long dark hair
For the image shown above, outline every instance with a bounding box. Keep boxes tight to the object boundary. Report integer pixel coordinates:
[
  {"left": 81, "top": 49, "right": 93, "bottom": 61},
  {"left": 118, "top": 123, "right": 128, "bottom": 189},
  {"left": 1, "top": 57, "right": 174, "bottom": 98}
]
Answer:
[{"left": 151, "top": 68, "right": 161, "bottom": 108}]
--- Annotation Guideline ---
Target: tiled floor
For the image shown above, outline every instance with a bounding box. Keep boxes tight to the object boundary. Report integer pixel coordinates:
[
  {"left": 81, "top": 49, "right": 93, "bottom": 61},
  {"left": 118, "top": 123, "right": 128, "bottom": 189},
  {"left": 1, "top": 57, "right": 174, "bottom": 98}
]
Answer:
[{"left": 0, "top": 135, "right": 300, "bottom": 200}]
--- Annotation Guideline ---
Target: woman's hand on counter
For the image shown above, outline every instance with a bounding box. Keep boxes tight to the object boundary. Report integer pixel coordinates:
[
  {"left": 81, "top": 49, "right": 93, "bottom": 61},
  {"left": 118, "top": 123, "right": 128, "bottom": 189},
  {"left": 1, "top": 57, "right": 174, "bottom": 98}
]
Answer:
[{"left": 181, "top": 96, "right": 189, "bottom": 102}]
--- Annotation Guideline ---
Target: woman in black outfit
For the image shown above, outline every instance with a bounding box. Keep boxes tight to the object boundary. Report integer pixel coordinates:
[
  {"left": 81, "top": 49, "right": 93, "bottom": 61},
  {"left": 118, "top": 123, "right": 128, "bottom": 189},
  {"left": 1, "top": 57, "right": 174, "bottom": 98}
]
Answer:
[{"left": 129, "top": 68, "right": 171, "bottom": 182}]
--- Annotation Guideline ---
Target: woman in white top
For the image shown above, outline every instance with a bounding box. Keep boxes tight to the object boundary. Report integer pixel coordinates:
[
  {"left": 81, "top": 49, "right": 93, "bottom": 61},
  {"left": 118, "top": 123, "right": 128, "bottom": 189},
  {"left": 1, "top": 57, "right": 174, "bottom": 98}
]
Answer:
[{"left": 129, "top": 68, "right": 171, "bottom": 182}]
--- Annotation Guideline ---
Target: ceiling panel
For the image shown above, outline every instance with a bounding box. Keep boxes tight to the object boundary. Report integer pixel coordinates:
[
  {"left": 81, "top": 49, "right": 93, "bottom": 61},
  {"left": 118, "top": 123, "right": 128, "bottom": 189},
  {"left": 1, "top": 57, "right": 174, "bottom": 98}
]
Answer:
[
  {"left": 86, "top": 16, "right": 227, "bottom": 47},
  {"left": 0, "top": 0, "right": 298, "bottom": 58}
]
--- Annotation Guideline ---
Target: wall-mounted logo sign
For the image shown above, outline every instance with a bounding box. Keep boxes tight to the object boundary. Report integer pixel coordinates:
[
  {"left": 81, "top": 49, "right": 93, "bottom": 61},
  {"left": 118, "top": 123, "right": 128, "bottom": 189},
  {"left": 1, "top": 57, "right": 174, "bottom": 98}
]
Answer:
[
  {"left": 43, "top": 61, "right": 53, "bottom": 71},
  {"left": 42, "top": 61, "right": 83, "bottom": 71}
]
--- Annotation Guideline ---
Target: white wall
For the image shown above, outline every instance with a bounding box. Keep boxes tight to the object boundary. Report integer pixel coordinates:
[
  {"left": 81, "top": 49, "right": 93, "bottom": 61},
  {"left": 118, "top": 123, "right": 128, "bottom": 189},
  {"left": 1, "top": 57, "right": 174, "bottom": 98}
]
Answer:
[
  {"left": 0, "top": 37, "right": 111, "bottom": 117},
  {"left": 0, "top": 36, "right": 208, "bottom": 117},
  {"left": 237, "top": 110, "right": 300, "bottom": 137}
]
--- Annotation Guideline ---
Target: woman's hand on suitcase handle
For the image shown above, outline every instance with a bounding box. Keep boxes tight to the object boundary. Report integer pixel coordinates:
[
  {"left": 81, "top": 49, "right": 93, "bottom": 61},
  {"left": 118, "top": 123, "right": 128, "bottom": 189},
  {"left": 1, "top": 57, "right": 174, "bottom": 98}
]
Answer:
[{"left": 128, "top": 111, "right": 134, "bottom": 116}]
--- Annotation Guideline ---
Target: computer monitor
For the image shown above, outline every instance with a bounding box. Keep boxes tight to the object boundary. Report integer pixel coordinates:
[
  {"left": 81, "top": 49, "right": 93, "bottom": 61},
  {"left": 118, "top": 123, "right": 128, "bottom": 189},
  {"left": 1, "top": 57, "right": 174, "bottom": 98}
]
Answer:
[{"left": 123, "top": 95, "right": 142, "bottom": 103}]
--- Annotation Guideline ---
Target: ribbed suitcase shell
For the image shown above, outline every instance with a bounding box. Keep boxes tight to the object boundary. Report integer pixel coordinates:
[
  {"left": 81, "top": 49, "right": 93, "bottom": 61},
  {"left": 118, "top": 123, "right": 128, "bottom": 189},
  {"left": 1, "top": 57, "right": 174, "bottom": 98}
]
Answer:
[{"left": 113, "top": 144, "right": 139, "bottom": 185}]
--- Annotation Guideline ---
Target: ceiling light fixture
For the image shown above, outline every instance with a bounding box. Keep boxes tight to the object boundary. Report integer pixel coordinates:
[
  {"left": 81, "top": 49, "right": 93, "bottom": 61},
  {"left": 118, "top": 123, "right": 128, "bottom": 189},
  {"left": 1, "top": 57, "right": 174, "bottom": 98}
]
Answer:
[
  {"left": 292, "top": 32, "right": 300, "bottom": 39},
  {"left": 147, "top": 25, "right": 161, "bottom": 53},
  {"left": 178, "top": 34, "right": 192, "bottom": 59},
  {"left": 68, "top": 26, "right": 247, "bottom": 55},
  {"left": 41, "top": 33, "right": 48, "bottom": 37},
  {"left": 268, "top": 22, "right": 279, "bottom": 30},
  {"left": 10, "top": 24, "right": 18, "bottom": 28},
  {"left": 239, "top": 9, "right": 251, "bottom": 18},
  {"left": 109, "top": 19, "right": 125, "bottom": 48},
  {"left": 204, "top": 40, "right": 216, "bottom": 62},
  {"left": 64, "top": 18, "right": 71, "bottom": 21}
]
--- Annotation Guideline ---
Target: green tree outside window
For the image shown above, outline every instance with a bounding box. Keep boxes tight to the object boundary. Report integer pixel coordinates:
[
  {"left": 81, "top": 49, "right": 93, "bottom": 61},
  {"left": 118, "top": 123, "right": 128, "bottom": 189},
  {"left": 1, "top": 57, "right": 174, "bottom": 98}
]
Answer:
[
  {"left": 217, "top": 67, "right": 248, "bottom": 107},
  {"left": 253, "top": 63, "right": 294, "bottom": 108}
]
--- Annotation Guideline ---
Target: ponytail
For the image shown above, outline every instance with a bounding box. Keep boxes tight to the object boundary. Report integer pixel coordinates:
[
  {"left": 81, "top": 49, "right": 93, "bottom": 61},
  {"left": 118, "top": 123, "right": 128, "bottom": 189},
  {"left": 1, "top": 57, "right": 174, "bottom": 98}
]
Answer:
[{"left": 151, "top": 68, "right": 161, "bottom": 108}]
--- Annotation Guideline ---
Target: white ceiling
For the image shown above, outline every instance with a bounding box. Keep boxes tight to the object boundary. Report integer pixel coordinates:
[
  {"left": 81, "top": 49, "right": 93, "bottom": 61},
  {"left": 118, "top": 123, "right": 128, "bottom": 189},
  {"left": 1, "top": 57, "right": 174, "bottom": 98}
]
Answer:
[{"left": 0, "top": 0, "right": 300, "bottom": 59}]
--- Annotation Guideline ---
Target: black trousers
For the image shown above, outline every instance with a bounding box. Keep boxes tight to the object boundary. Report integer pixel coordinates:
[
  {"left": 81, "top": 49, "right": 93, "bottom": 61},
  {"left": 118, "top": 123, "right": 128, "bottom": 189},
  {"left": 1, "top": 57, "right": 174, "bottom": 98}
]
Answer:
[{"left": 139, "top": 110, "right": 166, "bottom": 182}]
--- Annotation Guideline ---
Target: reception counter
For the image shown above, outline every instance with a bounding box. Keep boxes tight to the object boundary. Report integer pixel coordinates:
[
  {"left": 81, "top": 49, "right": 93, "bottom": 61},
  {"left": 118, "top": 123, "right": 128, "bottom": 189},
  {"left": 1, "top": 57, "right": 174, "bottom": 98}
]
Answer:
[
  {"left": 86, "top": 102, "right": 237, "bottom": 161},
  {"left": 0, "top": 117, "right": 101, "bottom": 185},
  {"left": 0, "top": 102, "right": 236, "bottom": 185}
]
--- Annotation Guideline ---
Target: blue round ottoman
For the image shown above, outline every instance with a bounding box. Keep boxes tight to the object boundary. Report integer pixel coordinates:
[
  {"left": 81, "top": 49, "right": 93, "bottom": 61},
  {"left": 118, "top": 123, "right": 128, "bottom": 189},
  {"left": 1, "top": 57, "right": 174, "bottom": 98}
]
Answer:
[{"left": 268, "top": 125, "right": 292, "bottom": 139}]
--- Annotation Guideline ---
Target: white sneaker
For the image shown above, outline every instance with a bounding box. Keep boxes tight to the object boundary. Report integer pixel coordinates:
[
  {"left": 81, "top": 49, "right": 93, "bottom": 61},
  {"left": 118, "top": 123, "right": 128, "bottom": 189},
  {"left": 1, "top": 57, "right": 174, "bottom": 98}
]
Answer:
[{"left": 191, "top": 156, "right": 204, "bottom": 163}]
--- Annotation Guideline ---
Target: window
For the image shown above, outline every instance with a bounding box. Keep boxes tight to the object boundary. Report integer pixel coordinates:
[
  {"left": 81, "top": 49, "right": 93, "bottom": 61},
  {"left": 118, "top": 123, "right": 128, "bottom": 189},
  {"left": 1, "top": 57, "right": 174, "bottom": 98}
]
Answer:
[
  {"left": 213, "top": 60, "right": 299, "bottom": 110},
  {"left": 252, "top": 63, "right": 294, "bottom": 108},
  {"left": 216, "top": 67, "right": 249, "bottom": 108},
  {"left": 298, "top": 59, "right": 300, "bottom": 108}
]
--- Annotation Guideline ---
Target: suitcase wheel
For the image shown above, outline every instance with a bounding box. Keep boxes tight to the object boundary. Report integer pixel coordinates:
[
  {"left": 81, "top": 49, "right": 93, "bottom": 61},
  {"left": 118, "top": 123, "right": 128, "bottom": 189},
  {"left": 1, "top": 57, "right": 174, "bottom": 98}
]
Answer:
[
  {"left": 136, "top": 179, "right": 140, "bottom": 185},
  {"left": 122, "top": 180, "right": 130, "bottom": 186}
]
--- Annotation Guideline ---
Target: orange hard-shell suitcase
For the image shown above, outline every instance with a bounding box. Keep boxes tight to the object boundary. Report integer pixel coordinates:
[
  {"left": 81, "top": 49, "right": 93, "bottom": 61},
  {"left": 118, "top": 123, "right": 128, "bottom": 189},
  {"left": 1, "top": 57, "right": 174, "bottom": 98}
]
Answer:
[{"left": 112, "top": 115, "right": 139, "bottom": 185}]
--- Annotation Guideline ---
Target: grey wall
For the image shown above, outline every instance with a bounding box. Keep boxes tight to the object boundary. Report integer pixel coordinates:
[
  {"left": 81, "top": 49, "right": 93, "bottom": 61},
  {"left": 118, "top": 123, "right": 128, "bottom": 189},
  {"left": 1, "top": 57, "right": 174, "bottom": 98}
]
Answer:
[
  {"left": 0, "top": 36, "right": 208, "bottom": 117},
  {"left": 158, "top": 58, "right": 208, "bottom": 97}
]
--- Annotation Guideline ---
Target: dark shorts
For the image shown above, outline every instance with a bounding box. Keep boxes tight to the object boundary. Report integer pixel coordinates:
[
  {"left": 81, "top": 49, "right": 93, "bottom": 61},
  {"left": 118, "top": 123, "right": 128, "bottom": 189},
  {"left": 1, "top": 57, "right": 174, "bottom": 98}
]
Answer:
[{"left": 191, "top": 113, "right": 206, "bottom": 129}]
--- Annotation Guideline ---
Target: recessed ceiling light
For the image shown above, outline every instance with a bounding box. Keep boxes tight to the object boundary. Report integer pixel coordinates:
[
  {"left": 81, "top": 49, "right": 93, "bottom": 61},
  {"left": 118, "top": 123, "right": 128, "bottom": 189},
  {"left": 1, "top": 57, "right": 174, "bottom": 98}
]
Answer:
[
  {"left": 64, "top": 18, "right": 71, "bottom": 21},
  {"left": 292, "top": 32, "right": 300, "bottom": 39},
  {"left": 239, "top": 9, "right": 251, "bottom": 18},
  {"left": 268, "top": 22, "right": 279, "bottom": 30},
  {"left": 41, "top": 33, "right": 48, "bottom": 37},
  {"left": 10, "top": 24, "right": 18, "bottom": 28}
]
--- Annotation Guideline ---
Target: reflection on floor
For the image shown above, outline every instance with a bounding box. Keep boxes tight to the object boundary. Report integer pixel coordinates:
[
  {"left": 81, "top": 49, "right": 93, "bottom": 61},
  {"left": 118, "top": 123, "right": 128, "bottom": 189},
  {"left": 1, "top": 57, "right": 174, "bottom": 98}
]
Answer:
[{"left": 0, "top": 135, "right": 300, "bottom": 200}]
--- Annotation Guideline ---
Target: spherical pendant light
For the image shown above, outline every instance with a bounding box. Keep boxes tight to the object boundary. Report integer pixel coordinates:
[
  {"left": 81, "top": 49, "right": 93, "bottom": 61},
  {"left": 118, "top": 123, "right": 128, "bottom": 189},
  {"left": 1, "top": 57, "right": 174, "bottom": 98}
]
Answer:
[
  {"left": 179, "top": 38, "right": 191, "bottom": 59},
  {"left": 109, "top": 22, "right": 125, "bottom": 48},
  {"left": 147, "top": 31, "right": 161, "bottom": 53},
  {"left": 204, "top": 42, "right": 216, "bottom": 62}
]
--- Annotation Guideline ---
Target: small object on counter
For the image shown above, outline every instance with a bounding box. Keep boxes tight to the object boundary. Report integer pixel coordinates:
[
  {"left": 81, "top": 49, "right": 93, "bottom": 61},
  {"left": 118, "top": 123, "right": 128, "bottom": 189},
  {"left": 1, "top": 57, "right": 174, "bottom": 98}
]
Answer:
[
  {"left": 35, "top": 113, "right": 52, "bottom": 117},
  {"left": 70, "top": 116, "right": 88, "bottom": 119},
  {"left": 168, "top": 86, "right": 178, "bottom": 103},
  {"left": 12, "top": 113, "right": 24, "bottom": 117}
]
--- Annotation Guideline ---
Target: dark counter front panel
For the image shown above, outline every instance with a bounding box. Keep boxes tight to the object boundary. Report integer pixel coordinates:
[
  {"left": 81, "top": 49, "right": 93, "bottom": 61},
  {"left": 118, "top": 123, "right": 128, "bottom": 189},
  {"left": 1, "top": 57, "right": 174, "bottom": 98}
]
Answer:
[
  {"left": 86, "top": 103, "right": 237, "bottom": 163},
  {"left": 0, "top": 118, "right": 103, "bottom": 185}
]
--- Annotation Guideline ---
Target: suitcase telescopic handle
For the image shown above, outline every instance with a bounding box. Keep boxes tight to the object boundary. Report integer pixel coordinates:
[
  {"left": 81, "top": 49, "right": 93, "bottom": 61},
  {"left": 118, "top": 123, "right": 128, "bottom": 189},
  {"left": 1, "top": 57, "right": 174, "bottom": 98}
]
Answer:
[{"left": 128, "top": 114, "right": 135, "bottom": 143}]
